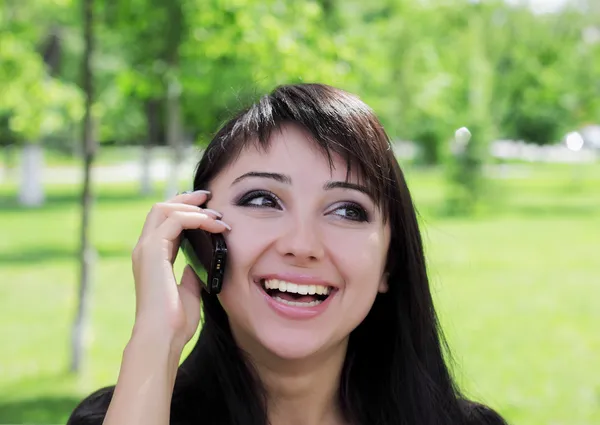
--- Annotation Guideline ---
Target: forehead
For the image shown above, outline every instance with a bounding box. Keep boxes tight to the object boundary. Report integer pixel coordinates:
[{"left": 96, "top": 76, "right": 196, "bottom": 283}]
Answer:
[{"left": 222, "top": 124, "right": 364, "bottom": 184}]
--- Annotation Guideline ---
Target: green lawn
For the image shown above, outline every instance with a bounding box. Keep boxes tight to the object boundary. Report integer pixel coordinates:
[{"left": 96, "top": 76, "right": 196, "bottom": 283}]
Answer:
[{"left": 0, "top": 163, "right": 598, "bottom": 425}]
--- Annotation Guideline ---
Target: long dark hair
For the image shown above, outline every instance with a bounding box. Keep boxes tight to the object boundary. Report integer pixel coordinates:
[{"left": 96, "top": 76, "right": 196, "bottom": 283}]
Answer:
[{"left": 68, "top": 84, "right": 508, "bottom": 425}]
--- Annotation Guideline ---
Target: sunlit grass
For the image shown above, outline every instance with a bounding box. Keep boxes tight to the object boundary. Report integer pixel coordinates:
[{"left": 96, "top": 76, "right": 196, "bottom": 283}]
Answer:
[{"left": 0, "top": 162, "right": 598, "bottom": 424}]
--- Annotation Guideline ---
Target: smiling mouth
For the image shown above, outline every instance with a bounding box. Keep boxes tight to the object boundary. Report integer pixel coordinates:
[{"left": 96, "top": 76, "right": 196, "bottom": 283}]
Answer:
[{"left": 260, "top": 278, "right": 334, "bottom": 307}]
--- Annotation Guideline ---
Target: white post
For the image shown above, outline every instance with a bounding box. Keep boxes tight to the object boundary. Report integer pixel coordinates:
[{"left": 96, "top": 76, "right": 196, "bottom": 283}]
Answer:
[
  {"left": 140, "top": 144, "right": 153, "bottom": 195},
  {"left": 18, "top": 143, "right": 45, "bottom": 207}
]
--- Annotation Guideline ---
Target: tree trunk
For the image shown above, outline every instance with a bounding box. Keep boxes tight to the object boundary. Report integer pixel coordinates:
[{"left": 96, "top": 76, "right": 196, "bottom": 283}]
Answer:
[
  {"left": 18, "top": 143, "right": 45, "bottom": 207},
  {"left": 165, "top": 80, "right": 182, "bottom": 199},
  {"left": 71, "top": 0, "right": 95, "bottom": 374},
  {"left": 18, "top": 25, "right": 64, "bottom": 202},
  {"left": 163, "top": 0, "right": 184, "bottom": 199},
  {"left": 140, "top": 99, "right": 158, "bottom": 195},
  {"left": 445, "top": 4, "right": 492, "bottom": 216}
]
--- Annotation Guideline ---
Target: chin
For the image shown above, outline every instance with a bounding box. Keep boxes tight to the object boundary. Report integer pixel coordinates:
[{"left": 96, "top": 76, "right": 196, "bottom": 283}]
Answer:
[
  {"left": 252, "top": 323, "right": 338, "bottom": 360},
  {"left": 262, "top": 336, "right": 322, "bottom": 360}
]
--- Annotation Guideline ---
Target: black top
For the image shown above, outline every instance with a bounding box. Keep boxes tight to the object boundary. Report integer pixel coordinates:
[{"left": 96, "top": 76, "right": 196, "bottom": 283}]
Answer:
[{"left": 67, "top": 385, "right": 509, "bottom": 425}]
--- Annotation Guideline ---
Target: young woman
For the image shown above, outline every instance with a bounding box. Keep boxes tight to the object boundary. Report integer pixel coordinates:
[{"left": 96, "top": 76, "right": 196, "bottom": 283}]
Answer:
[{"left": 68, "top": 83, "right": 508, "bottom": 425}]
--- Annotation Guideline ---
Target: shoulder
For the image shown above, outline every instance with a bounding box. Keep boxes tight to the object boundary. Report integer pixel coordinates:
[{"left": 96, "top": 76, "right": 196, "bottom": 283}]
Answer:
[
  {"left": 67, "top": 386, "right": 115, "bottom": 425},
  {"left": 459, "top": 399, "right": 510, "bottom": 425}
]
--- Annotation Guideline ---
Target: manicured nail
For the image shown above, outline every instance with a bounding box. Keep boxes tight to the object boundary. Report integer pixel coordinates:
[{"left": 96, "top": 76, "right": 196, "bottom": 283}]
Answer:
[
  {"left": 193, "top": 190, "right": 212, "bottom": 201},
  {"left": 203, "top": 208, "right": 223, "bottom": 218},
  {"left": 215, "top": 220, "right": 232, "bottom": 231}
]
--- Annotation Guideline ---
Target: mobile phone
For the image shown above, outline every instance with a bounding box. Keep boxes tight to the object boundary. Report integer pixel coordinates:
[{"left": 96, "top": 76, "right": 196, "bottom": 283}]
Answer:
[{"left": 180, "top": 229, "right": 228, "bottom": 294}]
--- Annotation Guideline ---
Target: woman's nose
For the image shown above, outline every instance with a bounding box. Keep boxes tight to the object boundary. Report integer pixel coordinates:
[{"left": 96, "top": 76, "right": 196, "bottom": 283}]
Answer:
[{"left": 274, "top": 216, "right": 324, "bottom": 264}]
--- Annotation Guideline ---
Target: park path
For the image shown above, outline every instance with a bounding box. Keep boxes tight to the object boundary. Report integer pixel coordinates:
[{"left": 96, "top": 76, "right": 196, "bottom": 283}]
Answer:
[
  {"left": 0, "top": 141, "right": 596, "bottom": 185},
  {"left": 0, "top": 157, "right": 199, "bottom": 185}
]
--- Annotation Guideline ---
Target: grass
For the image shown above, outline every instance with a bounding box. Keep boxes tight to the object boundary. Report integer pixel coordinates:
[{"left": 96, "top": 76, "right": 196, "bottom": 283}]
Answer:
[{"left": 0, "top": 162, "right": 599, "bottom": 424}]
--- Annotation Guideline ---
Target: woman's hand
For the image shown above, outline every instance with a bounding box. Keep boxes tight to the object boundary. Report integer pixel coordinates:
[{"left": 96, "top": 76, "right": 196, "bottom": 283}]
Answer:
[{"left": 130, "top": 190, "right": 230, "bottom": 353}]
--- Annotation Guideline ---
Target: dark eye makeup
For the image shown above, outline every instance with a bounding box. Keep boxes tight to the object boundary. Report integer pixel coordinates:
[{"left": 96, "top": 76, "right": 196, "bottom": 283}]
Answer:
[
  {"left": 235, "top": 190, "right": 281, "bottom": 209},
  {"left": 234, "top": 189, "right": 371, "bottom": 223}
]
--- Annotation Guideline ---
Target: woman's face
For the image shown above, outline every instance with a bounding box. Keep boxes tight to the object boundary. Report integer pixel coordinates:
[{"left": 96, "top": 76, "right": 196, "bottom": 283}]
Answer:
[{"left": 206, "top": 124, "right": 391, "bottom": 360}]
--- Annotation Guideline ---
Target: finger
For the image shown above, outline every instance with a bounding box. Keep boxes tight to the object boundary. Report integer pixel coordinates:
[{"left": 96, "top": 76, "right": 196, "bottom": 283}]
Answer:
[
  {"left": 141, "top": 190, "right": 210, "bottom": 236},
  {"left": 142, "top": 190, "right": 211, "bottom": 234},
  {"left": 141, "top": 203, "right": 199, "bottom": 235},
  {"left": 141, "top": 202, "right": 223, "bottom": 238},
  {"left": 156, "top": 211, "right": 231, "bottom": 242},
  {"left": 135, "top": 212, "right": 230, "bottom": 266},
  {"left": 178, "top": 266, "right": 203, "bottom": 339},
  {"left": 167, "top": 190, "right": 211, "bottom": 205}
]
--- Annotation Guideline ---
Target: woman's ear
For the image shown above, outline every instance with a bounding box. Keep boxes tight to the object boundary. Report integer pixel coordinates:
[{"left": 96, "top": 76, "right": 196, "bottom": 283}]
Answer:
[{"left": 378, "top": 272, "right": 390, "bottom": 293}]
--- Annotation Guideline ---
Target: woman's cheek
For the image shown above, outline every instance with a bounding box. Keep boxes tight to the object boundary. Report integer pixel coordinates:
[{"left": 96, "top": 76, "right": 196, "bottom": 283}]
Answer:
[
  {"left": 223, "top": 217, "right": 278, "bottom": 271},
  {"left": 328, "top": 228, "right": 387, "bottom": 280}
]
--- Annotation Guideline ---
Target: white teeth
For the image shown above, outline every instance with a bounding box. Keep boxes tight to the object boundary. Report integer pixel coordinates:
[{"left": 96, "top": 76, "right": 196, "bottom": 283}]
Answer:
[
  {"left": 263, "top": 279, "right": 331, "bottom": 295},
  {"left": 272, "top": 296, "right": 323, "bottom": 307}
]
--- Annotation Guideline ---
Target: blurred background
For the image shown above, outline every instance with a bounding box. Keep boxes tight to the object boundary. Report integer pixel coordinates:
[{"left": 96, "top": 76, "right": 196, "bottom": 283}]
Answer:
[{"left": 1, "top": 0, "right": 599, "bottom": 424}]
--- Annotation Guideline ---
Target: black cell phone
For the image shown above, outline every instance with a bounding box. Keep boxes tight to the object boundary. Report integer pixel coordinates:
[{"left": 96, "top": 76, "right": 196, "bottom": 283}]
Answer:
[{"left": 180, "top": 229, "right": 228, "bottom": 294}]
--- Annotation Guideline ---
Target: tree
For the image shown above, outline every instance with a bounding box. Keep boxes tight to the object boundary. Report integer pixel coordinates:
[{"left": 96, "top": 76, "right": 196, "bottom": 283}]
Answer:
[
  {"left": 445, "top": 2, "right": 495, "bottom": 215},
  {"left": 162, "top": 0, "right": 186, "bottom": 199},
  {"left": 71, "top": 0, "right": 95, "bottom": 374},
  {"left": 0, "top": 0, "right": 83, "bottom": 205},
  {"left": 101, "top": 0, "right": 188, "bottom": 196}
]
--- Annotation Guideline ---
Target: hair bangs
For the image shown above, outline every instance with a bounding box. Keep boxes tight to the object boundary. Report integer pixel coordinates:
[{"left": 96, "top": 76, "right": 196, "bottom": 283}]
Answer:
[{"left": 196, "top": 84, "right": 395, "bottom": 219}]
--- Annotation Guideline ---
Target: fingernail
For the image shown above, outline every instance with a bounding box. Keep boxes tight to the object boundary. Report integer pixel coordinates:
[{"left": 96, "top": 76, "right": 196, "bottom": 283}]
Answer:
[
  {"left": 203, "top": 208, "right": 223, "bottom": 218},
  {"left": 193, "top": 190, "right": 212, "bottom": 201},
  {"left": 215, "top": 220, "right": 232, "bottom": 231}
]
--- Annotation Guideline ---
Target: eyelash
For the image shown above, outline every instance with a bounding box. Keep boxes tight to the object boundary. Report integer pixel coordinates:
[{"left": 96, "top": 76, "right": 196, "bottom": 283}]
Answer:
[
  {"left": 235, "top": 190, "right": 370, "bottom": 222},
  {"left": 333, "top": 202, "right": 370, "bottom": 222},
  {"left": 236, "top": 190, "right": 280, "bottom": 209}
]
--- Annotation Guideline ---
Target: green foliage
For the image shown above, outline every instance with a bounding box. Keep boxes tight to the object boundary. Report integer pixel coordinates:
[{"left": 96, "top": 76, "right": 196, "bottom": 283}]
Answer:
[
  {"left": 494, "top": 6, "right": 596, "bottom": 144},
  {"left": 444, "top": 124, "right": 491, "bottom": 215},
  {"left": 0, "top": 0, "right": 83, "bottom": 143},
  {"left": 1, "top": 0, "right": 599, "bottom": 150}
]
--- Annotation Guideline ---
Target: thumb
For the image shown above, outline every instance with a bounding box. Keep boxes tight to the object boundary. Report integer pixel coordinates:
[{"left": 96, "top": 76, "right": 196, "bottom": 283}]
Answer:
[
  {"left": 179, "top": 265, "right": 203, "bottom": 301},
  {"left": 176, "top": 265, "right": 203, "bottom": 346}
]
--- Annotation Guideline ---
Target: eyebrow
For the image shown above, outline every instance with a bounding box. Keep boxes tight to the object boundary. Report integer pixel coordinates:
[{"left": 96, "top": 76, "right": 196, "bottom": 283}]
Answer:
[
  {"left": 231, "top": 171, "right": 373, "bottom": 199},
  {"left": 323, "top": 181, "right": 373, "bottom": 198},
  {"left": 231, "top": 172, "right": 292, "bottom": 185}
]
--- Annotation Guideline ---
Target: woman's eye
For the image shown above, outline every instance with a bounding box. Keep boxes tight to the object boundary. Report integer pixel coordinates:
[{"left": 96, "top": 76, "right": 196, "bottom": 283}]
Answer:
[
  {"left": 247, "top": 196, "right": 278, "bottom": 208},
  {"left": 331, "top": 203, "right": 369, "bottom": 222},
  {"left": 237, "top": 191, "right": 281, "bottom": 209}
]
